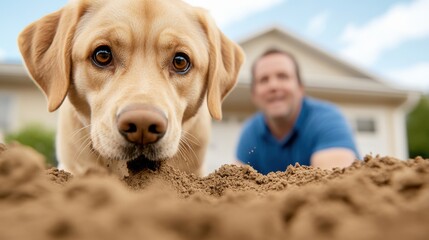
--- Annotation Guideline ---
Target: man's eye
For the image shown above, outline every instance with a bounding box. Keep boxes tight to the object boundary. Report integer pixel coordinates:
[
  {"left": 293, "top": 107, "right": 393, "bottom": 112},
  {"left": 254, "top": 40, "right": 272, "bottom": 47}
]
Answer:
[
  {"left": 259, "top": 77, "right": 268, "bottom": 84},
  {"left": 278, "top": 73, "right": 289, "bottom": 80}
]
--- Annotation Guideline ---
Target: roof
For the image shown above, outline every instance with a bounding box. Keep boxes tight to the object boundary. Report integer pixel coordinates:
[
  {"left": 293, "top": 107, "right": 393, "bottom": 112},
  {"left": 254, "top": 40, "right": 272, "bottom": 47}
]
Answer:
[{"left": 237, "top": 25, "right": 382, "bottom": 81}]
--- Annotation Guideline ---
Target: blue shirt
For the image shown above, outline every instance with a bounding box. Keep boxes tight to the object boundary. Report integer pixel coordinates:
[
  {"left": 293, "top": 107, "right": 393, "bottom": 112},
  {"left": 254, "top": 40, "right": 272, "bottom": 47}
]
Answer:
[{"left": 236, "top": 97, "right": 359, "bottom": 174}]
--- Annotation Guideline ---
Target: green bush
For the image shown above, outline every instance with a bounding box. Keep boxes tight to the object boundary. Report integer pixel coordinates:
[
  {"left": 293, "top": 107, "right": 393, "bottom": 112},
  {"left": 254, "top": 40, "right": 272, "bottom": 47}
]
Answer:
[
  {"left": 407, "top": 95, "right": 429, "bottom": 159},
  {"left": 5, "top": 124, "right": 57, "bottom": 166}
]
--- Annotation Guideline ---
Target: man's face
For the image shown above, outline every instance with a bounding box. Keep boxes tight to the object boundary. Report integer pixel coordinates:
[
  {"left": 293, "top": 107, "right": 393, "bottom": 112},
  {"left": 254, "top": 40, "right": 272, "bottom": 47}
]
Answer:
[{"left": 252, "top": 53, "right": 304, "bottom": 120}]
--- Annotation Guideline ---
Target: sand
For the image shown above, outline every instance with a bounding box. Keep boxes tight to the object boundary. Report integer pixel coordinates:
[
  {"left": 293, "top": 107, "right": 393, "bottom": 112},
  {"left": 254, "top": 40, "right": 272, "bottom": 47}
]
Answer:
[{"left": 1, "top": 143, "right": 429, "bottom": 240}]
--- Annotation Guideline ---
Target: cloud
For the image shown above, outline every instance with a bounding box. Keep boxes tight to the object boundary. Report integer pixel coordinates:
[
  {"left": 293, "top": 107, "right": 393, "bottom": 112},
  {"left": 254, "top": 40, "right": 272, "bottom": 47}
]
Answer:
[
  {"left": 184, "top": 0, "right": 283, "bottom": 27},
  {"left": 306, "top": 11, "right": 329, "bottom": 36},
  {"left": 385, "top": 62, "right": 429, "bottom": 91},
  {"left": 339, "top": 0, "right": 429, "bottom": 66}
]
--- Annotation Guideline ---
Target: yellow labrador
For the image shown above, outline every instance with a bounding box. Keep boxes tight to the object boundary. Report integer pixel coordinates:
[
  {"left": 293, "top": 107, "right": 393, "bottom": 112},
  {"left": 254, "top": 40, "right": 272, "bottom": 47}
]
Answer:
[{"left": 18, "top": 0, "right": 244, "bottom": 177}]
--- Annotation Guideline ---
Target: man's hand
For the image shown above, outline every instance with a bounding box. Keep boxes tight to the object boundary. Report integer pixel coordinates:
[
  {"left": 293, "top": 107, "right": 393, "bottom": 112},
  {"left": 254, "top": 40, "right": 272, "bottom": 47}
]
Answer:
[{"left": 310, "top": 148, "right": 356, "bottom": 170}]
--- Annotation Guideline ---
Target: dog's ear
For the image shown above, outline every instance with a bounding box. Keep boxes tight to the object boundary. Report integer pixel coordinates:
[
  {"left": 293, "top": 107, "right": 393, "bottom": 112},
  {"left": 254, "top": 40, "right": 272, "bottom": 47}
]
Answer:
[
  {"left": 196, "top": 9, "right": 245, "bottom": 120},
  {"left": 18, "top": 2, "right": 88, "bottom": 112}
]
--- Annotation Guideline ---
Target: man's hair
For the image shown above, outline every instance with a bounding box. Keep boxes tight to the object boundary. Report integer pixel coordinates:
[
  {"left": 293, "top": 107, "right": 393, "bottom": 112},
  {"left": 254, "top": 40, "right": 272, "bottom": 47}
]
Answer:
[{"left": 251, "top": 48, "right": 302, "bottom": 87}]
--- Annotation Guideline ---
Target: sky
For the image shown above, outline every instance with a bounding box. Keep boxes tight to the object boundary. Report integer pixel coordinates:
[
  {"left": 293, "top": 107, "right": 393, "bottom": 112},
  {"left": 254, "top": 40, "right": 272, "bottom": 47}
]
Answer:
[{"left": 1, "top": 0, "right": 428, "bottom": 92}]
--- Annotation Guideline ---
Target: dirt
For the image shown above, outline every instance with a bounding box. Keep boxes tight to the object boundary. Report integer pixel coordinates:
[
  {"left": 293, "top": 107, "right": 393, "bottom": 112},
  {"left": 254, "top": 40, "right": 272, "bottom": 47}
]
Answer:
[{"left": 1, "top": 143, "right": 429, "bottom": 240}]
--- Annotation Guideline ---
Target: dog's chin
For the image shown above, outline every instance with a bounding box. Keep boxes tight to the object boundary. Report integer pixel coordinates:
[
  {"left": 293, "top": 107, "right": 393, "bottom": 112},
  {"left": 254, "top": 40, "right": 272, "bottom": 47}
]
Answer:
[
  {"left": 93, "top": 140, "right": 172, "bottom": 174},
  {"left": 126, "top": 154, "right": 165, "bottom": 173},
  {"left": 122, "top": 144, "right": 169, "bottom": 173}
]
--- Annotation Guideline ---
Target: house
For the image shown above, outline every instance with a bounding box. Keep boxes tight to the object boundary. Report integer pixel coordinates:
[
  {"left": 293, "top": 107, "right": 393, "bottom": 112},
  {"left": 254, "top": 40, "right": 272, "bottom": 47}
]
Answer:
[
  {"left": 204, "top": 26, "right": 420, "bottom": 173},
  {"left": 0, "top": 26, "right": 420, "bottom": 174}
]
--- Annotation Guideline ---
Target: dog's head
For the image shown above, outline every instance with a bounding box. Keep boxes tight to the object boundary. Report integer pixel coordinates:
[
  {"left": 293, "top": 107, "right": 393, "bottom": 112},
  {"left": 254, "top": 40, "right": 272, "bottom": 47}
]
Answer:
[{"left": 18, "top": 0, "right": 244, "bottom": 163}]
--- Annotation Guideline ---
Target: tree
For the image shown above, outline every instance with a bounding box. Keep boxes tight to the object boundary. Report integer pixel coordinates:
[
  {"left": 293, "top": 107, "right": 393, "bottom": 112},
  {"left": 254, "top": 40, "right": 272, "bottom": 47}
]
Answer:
[
  {"left": 5, "top": 124, "right": 57, "bottom": 166},
  {"left": 407, "top": 95, "right": 429, "bottom": 159}
]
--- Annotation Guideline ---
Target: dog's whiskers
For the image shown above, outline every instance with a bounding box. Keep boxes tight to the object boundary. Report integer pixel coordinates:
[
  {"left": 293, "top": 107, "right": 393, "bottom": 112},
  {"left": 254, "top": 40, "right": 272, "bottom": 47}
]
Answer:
[
  {"left": 180, "top": 131, "right": 201, "bottom": 170},
  {"left": 74, "top": 135, "right": 92, "bottom": 162},
  {"left": 181, "top": 138, "right": 198, "bottom": 163},
  {"left": 73, "top": 130, "right": 91, "bottom": 151},
  {"left": 177, "top": 138, "right": 199, "bottom": 171},
  {"left": 93, "top": 130, "right": 123, "bottom": 160},
  {"left": 72, "top": 131, "right": 92, "bottom": 147},
  {"left": 70, "top": 124, "right": 92, "bottom": 139},
  {"left": 176, "top": 144, "right": 192, "bottom": 171},
  {"left": 182, "top": 130, "right": 201, "bottom": 146}
]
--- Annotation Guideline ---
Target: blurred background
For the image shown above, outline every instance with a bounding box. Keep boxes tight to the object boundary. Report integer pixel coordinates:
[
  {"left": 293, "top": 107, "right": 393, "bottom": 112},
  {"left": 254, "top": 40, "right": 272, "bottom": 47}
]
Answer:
[{"left": 0, "top": 0, "right": 428, "bottom": 173}]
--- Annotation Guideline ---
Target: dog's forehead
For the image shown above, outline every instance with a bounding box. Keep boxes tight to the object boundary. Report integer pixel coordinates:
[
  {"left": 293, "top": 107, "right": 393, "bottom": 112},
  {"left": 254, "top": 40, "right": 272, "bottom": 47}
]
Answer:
[
  {"left": 86, "top": 0, "right": 197, "bottom": 27},
  {"left": 75, "top": 0, "right": 204, "bottom": 45}
]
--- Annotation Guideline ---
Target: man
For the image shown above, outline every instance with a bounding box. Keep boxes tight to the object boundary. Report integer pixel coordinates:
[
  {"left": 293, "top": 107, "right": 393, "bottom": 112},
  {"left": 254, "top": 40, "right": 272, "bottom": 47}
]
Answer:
[{"left": 236, "top": 48, "right": 359, "bottom": 174}]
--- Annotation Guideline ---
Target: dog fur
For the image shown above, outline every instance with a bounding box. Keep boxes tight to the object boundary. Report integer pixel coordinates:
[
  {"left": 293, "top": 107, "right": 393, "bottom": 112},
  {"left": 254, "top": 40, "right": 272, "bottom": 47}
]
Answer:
[{"left": 18, "top": 0, "right": 244, "bottom": 176}]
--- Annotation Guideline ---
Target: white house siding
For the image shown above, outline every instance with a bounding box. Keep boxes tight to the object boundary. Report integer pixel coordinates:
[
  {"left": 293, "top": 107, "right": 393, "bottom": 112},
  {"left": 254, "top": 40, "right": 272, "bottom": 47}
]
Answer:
[
  {"left": 0, "top": 91, "right": 15, "bottom": 133},
  {"left": 339, "top": 104, "right": 393, "bottom": 158},
  {"left": 0, "top": 83, "right": 57, "bottom": 134},
  {"left": 203, "top": 117, "right": 244, "bottom": 175}
]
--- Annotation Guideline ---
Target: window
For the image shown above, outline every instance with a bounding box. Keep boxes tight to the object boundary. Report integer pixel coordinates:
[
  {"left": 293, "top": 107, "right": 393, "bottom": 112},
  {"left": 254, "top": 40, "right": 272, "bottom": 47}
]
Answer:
[{"left": 355, "top": 118, "right": 376, "bottom": 133}]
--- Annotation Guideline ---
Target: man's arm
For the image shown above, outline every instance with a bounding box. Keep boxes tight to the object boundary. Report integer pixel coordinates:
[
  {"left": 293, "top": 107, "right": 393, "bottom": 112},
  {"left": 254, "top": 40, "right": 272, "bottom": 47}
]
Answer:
[
  {"left": 233, "top": 160, "right": 244, "bottom": 166},
  {"left": 310, "top": 148, "right": 356, "bottom": 170}
]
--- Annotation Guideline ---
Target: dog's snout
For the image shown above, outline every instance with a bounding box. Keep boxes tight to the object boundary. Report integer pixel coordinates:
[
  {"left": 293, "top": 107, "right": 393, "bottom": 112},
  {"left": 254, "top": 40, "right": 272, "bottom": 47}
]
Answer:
[{"left": 117, "top": 104, "right": 168, "bottom": 145}]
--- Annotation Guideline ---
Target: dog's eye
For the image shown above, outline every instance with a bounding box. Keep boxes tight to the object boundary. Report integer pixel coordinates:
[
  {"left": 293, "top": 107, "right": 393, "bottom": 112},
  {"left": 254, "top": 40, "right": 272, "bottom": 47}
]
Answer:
[
  {"left": 92, "top": 46, "right": 113, "bottom": 67},
  {"left": 172, "top": 53, "right": 191, "bottom": 74}
]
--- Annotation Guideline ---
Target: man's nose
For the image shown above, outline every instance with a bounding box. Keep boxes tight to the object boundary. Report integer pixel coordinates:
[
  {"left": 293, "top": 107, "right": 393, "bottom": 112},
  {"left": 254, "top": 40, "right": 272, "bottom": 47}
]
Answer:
[{"left": 267, "top": 78, "right": 281, "bottom": 90}]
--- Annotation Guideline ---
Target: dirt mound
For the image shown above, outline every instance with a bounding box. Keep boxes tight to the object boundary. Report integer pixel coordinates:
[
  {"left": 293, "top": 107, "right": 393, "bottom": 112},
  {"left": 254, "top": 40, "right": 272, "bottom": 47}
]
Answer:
[{"left": 1, "top": 143, "right": 429, "bottom": 240}]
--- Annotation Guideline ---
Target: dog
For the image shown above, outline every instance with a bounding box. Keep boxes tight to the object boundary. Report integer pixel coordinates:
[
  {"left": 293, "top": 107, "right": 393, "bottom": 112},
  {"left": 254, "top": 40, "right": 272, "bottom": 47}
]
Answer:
[{"left": 18, "top": 0, "right": 244, "bottom": 177}]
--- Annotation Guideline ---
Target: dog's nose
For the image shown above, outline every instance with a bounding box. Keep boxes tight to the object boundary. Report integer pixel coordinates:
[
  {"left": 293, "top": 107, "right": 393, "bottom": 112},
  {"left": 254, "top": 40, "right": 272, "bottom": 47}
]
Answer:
[{"left": 116, "top": 104, "right": 168, "bottom": 145}]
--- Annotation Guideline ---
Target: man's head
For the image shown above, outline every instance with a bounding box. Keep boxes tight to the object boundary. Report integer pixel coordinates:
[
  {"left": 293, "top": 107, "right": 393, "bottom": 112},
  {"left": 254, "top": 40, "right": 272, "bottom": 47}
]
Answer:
[
  {"left": 251, "top": 49, "right": 302, "bottom": 87},
  {"left": 251, "top": 48, "right": 304, "bottom": 121}
]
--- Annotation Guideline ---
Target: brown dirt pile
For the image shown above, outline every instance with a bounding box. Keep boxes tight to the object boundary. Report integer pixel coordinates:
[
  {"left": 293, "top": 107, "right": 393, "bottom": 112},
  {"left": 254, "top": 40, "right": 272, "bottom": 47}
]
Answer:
[{"left": 1, "top": 143, "right": 429, "bottom": 240}]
